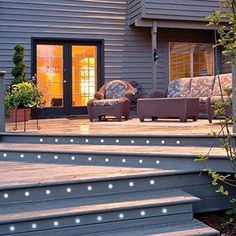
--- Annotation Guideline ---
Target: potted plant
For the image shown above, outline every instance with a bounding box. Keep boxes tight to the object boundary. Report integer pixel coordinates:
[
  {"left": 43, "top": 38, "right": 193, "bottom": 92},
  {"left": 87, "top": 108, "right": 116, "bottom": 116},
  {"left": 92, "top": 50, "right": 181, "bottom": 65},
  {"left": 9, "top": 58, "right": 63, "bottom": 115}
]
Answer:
[{"left": 5, "top": 82, "right": 44, "bottom": 122}]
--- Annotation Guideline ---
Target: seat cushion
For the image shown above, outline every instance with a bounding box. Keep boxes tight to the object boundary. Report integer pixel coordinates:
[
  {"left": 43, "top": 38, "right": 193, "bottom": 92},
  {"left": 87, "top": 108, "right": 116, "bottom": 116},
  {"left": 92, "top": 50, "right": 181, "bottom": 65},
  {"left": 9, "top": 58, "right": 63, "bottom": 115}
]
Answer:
[
  {"left": 92, "top": 99, "right": 120, "bottom": 107},
  {"left": 167, "top": 78, "right": 191, "bottom": 98},
  {"left": 212, "top": 73, "right": 232, "bottom": 96},
  {"left": 190, "top": 76, "right": 215, "bottom": 98},
  {"left": 105, "top": 80, "right": 128, "bottom": 99},
  {"left": 209, "top": 95, "right": 232, "bottom": 104}
]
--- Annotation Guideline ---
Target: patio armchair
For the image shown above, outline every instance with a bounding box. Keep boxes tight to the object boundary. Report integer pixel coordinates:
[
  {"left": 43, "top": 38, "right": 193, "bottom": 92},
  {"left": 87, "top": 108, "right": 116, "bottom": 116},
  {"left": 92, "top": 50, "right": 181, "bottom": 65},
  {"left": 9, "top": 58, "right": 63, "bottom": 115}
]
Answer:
[{"left": 87, "top": 80, "right": 135, "bottom": 121}]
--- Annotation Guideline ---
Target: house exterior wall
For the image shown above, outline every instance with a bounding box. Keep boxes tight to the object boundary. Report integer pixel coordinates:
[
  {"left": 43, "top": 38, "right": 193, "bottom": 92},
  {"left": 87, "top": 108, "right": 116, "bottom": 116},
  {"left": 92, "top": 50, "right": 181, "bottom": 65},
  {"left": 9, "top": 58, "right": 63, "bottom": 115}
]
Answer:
[
  {"left": 0, "top": 0, "right": 152, "bottom": 93},
  {"left": 128, "top": 0, "right": 142, "bottom": 25},
  {"left": 143, "top": 0, "right": 220, "bottom": 22},
  {"left": 0, "top": 0, "right": 230, "bottom": 96},
  {"left": 128, "top": 0, "right": 221, "bottom": 27}
]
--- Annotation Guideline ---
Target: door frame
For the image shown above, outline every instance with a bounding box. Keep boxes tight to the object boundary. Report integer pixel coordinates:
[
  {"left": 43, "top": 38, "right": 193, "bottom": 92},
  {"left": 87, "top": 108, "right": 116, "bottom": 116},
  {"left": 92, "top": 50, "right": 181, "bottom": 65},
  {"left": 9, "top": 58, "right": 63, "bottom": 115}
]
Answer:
[{"left": 31, "top": 37, "right": 104, "bottom": 118}]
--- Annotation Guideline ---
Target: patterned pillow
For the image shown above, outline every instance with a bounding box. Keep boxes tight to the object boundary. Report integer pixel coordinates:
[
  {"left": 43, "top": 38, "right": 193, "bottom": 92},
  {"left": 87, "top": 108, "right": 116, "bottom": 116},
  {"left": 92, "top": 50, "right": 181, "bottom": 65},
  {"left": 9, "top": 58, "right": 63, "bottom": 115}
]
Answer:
[
  {"left": 105, "top": 80, "right": 128, "bottom": 99},
  {"left": 212, "top": 73, "right": 232, "bottom": 96},
  {"left": 167, "top": 78, "right": 191, "bottom": 98},
  {"left": 190, "top": 76, "right": 215, "bottom": 98}
]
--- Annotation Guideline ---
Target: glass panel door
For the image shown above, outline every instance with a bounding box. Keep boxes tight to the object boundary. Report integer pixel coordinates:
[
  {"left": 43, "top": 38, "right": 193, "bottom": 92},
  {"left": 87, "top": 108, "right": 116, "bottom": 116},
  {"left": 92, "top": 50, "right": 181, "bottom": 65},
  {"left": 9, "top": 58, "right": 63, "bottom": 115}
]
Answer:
[
  {"left": 37, "top": 44, "right": 64, "bottom": 108},
  {"left": 71, "top": 46, "right": 97, "bottom": 107},
  {"left": 33, "top": 40, "right": 102, "bottom": 118}
]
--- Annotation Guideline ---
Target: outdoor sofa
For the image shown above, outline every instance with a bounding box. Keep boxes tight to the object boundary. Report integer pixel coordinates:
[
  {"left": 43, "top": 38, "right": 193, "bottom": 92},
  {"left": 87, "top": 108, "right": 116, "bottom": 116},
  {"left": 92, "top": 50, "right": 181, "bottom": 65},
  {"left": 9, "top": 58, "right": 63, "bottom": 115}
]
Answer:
[
  {"left": 87, "top": 80, "right": 134, "bottom": 121},
  {"left": 139, "top": 73, "right": 232, "bottom": 122}
]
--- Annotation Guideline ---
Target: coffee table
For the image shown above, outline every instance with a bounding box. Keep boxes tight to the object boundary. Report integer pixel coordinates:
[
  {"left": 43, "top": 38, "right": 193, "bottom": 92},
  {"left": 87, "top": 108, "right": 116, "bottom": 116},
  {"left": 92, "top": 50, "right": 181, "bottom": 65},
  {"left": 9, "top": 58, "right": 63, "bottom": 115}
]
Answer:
[{"left": 137, "top": 97, "right": 199, "bottom": 122}]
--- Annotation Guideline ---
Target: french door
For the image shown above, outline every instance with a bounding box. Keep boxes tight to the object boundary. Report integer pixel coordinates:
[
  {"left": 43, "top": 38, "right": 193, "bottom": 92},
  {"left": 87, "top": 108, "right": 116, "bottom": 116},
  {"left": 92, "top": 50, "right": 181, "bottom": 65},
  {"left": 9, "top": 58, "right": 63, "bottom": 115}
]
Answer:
[{"left": 32, "top": 39, "right": 103, "bottom": 118}]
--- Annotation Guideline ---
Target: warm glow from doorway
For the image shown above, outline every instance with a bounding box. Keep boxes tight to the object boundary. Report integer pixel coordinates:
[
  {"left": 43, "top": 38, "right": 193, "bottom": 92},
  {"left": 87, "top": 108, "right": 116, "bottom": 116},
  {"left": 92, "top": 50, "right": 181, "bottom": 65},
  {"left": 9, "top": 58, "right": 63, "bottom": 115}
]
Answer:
[
  {"left": 72, "top": 46, "right": 97, "bottom": 106},
  {"left": 37, "top": 45, "right": 63, "bottom": 108}
]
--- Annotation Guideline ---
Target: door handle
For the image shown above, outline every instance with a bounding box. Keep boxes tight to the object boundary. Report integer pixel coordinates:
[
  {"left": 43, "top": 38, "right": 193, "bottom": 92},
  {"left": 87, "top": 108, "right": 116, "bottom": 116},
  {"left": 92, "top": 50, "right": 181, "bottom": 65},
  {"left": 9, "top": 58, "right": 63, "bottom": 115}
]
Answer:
[
  {"left": 32, "top": 74, "right": 37, "bottom": 83},
  {"left": 63, "top": 80, "right": 67, "bottom": 84}
]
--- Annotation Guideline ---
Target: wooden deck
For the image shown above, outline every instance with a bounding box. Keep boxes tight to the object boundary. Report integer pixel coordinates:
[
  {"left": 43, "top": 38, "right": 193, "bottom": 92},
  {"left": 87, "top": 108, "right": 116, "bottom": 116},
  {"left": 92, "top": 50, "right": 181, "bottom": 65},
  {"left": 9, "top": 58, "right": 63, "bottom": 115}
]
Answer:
[
  {"left": 0, "top": 118, "right": 227, "bottom": 235},
  {"left": 0, "top": 143, "right": 227, "bottom": 156},
  {"left": 0, "top": 161, "right": 177, "bottom": 188},
  {"left": 5, "top": 117, "right": 230, "bottom": 135}
]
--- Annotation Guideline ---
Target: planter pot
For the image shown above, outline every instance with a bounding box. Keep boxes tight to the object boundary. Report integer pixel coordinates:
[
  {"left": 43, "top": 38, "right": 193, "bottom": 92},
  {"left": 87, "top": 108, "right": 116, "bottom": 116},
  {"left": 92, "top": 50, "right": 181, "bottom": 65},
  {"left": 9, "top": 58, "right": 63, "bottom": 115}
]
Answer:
[{"left": 8, "top": 108, "right": 31, "bottom": 122}]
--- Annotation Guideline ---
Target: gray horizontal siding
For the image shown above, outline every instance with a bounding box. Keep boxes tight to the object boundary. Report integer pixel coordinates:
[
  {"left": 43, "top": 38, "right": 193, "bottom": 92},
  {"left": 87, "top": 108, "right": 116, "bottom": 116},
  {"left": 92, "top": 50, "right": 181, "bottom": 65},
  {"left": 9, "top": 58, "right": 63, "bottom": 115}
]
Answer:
[
  {"left": 128, "top": 0, "right": 221, "bottom": 27},
  {"left": 144, "top": 0, "right": 220, "bottom": 22},
  {"left": 0, "top": 0, "right": 153, "bottom": 93},
  {"left": 0, "top": 0, "right": 229, "bottom": 96},
  {"left": 128, "top": 0, "right": 142, "bottom": 25}
]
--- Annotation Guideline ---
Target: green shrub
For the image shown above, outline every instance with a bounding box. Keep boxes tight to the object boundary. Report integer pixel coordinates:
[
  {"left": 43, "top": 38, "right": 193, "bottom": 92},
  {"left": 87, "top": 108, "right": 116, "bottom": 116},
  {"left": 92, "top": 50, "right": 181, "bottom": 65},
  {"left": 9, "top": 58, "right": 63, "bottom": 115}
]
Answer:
[{"left": 5, "top": 82, "right": 44, "bottom": 113}]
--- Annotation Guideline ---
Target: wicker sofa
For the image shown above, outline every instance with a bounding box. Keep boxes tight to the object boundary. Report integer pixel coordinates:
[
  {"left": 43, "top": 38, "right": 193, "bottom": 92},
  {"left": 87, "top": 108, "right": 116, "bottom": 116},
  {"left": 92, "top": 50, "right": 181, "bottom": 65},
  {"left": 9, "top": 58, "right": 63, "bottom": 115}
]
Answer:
[
  {"left": 87, "top": 80, "right": 134, "bottom": 121},
  {"left": 149, "top": 73, "right": 232, "bottom": 122}
]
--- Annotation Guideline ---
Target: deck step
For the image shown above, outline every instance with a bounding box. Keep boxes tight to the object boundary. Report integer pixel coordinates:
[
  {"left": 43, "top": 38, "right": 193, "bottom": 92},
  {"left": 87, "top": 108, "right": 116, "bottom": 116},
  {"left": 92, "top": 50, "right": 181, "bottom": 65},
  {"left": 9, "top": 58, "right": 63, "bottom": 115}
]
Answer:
[
  {"left": 0, "top": 161, "right": 209, "bottom": 206},
  {"left": 10, "top": 220, "right": 220, "bottom": 236},
  {"left": 87, "top": 220, "right": 219, "bottom": 236},
  {"left": 0, "top": 144, "right": 231, "bottom": 173},
  {"left": 0, "top": 132, "right": 222, "bottom": 147},
  {"left": 0, "top": 189, "right": 198, "bottom": 235}
]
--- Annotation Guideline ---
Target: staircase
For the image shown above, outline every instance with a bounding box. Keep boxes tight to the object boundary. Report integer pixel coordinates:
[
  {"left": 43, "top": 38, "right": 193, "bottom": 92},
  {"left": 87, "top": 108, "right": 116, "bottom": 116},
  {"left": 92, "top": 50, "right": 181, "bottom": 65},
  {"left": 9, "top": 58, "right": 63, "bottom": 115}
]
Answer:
[{"left": 0, "top": 133, "right": 221, "bottom": 235}]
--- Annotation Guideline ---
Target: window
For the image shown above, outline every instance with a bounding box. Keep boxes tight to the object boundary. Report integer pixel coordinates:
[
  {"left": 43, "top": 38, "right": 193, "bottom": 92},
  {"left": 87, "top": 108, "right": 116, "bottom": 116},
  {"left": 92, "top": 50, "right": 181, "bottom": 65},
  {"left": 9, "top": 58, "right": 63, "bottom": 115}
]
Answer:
[{"left": 169, "top": 43, "right": 214, "bottom": 81}]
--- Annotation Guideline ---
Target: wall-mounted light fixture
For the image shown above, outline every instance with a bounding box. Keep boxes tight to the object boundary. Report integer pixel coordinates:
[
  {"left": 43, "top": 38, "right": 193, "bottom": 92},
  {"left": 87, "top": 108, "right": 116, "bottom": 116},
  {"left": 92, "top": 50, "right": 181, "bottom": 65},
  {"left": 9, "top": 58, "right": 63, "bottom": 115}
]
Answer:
[{"left": 153, "top": 49, "right": 159, "bottom": 62}]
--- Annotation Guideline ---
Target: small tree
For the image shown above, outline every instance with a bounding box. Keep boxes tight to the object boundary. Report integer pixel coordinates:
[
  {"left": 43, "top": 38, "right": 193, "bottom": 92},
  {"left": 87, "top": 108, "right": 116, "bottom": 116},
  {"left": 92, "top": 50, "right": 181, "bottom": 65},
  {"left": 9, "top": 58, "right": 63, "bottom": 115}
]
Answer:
[
  {"left": 197, "top": 0, "right": 236, "bottom": 232},
  {"left": 11, "top": 44, "right": 28, "bottom": 85},
  {"left": 207, "top": 0, "right": 236, "bottom": 67}
]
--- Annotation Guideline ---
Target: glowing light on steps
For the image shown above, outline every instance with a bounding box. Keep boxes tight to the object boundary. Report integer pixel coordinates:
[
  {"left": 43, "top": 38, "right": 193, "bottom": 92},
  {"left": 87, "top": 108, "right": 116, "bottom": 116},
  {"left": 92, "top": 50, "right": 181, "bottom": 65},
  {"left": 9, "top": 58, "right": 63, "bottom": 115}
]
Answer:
[
  {"left": 53, "top": 221, "right": 59, "bottom": 227},
  {"left": 75, "top": 218, "right": 81, "bottom": 224},
  {"left": 140, "top": 211, "right": 146, "bottom": 216},
  {"left": 46, "top": 190, "right": 51, "bottom": 195},
  {"left": 32, "top": 223, "right": 37, "bottom": 229}
]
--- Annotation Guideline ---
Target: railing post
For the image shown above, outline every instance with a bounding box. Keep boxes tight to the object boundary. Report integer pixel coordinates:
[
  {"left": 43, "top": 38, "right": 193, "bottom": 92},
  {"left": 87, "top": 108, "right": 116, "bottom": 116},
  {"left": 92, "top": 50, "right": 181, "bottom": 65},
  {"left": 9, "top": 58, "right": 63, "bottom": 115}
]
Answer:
[
  {"left": 0, "top": 71, "right": 6, "bottom": 133},
  {"left": 233, "top": 67, "right": 236, "bottom": 133}
]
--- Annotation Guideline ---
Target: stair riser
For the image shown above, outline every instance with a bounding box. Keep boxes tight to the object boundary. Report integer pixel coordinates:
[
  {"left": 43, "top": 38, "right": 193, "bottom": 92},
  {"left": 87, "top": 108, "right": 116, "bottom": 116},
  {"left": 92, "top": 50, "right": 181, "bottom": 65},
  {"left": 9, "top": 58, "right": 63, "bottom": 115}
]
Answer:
[
  {"left": 0, "top": 173, "right": 209, "bottom": 205},
  {"left": 9, "top": 219, "right": 220, "bottom": 236},
  {"left": 0, "top": 205, "right": 193, "bottom": 235},
  {"left": 0, "top": 151, "right": 232, "bottom": 173},
  {"left": 0, "top": 134, "right": 220, "bottom": 147}
]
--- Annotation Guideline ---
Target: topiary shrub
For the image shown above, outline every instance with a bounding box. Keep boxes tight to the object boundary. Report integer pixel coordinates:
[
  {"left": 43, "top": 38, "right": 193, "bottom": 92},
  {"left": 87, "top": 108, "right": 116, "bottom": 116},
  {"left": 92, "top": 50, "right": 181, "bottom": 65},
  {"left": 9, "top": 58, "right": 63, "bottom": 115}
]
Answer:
[{"left": 11, "top": 44, "right": 28, "bottom": 86}]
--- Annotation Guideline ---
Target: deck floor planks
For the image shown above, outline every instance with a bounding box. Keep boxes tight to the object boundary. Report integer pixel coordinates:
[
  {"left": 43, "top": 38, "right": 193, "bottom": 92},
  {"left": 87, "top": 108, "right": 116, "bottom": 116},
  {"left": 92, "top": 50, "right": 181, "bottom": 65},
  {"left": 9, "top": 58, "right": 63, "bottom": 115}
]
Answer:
[
  {"left": 5, "top": 118, "right": 228, "bottom": 135},
  {"left": 0, "top": 161, "right": 177, "bottom": 188},
  {"left": 0, "top": 143, "right": 227, "bottom": 156}
]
